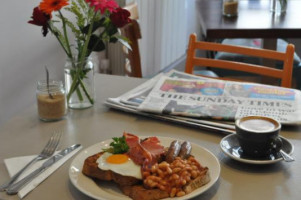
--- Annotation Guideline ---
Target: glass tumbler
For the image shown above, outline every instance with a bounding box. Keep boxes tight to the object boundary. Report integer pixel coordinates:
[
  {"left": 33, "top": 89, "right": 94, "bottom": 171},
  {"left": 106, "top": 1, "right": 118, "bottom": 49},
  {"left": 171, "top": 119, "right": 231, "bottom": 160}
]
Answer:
[
  {"left": 223, "top": 0, "right": 239, "bottom": 17},
  {"left": 36, "top": 80, "right": 67, "bottom": 121}
]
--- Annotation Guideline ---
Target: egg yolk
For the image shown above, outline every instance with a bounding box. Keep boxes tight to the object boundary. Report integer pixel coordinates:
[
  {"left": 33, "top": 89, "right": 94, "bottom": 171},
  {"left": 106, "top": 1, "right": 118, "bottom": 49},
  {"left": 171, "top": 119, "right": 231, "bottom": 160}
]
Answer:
[{"left": 106, "top": 154, "right": 129, "bottom": 164}]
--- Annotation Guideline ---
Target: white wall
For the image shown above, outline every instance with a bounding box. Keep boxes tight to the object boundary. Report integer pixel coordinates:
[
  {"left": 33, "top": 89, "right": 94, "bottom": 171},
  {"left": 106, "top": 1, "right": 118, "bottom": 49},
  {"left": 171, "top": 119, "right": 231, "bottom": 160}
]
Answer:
[
  {"left": 186, "top": 0, "right": 202, "bottom": 46},
  {"left": 0, "top": 0, "right": 202, "bottom": 126},
  {"left": 137, "top": 0, "right": 201, "bottom": 77},
  {"left": 0, "top": 0, "right": 65, "bottom": 126}
]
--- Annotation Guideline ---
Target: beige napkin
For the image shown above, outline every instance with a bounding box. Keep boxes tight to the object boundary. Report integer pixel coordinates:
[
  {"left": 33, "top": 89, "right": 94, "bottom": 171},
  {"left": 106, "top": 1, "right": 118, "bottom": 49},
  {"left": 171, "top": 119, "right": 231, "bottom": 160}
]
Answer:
[{"left": 4, "top": 146, "right": 82, "bottom": 198}]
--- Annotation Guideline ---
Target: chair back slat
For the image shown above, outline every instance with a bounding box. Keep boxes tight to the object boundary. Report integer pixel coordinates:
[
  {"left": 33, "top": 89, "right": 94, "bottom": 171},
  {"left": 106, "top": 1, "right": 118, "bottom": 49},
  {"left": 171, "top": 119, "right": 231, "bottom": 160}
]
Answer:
[
  {"left": 194, "top": 41, "right": 286, "bottom": 60},
  {"left": 185, "top": 33, "right": 295, "bottom": 88},
  {"left": 192, "top": 57, "right": 284, "bottom": 78}
]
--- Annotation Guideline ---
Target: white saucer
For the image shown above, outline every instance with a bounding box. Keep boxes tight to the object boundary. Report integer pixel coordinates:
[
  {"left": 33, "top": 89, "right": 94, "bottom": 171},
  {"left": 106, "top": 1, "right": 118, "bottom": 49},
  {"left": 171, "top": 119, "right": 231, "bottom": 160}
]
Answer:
[{"left": 220, "top": 133, "right": 294, "bottom": 164}]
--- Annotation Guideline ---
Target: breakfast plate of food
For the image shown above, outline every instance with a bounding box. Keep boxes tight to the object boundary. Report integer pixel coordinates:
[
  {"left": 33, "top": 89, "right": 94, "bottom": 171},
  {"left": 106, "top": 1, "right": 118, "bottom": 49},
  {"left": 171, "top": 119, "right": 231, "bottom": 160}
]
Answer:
[{"left": 69, "top": 133, "right": 220, "bottom": 200}]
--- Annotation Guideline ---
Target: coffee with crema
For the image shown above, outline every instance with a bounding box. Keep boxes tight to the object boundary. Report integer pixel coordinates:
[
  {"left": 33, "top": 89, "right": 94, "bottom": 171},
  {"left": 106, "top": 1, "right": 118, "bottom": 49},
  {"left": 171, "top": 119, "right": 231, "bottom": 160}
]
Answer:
[
  {"left": 239, "top": 118, "right": 277, "bottom": 132},
  {"left": 235, "top": 116, "right": 282, "bottom": 157}
]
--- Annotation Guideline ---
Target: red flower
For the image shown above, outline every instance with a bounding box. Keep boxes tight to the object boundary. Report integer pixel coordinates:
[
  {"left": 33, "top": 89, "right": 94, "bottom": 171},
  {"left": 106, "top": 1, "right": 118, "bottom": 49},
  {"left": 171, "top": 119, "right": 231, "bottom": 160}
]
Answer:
[
  {"left": 110, "top": 7, "right": 131, "bottom": 28},
  {"left": 86, "top": 0, "right": 118, "bottom": 14},
  {"left": 28, "top": 7, "right": 51, "bottom": 37}
]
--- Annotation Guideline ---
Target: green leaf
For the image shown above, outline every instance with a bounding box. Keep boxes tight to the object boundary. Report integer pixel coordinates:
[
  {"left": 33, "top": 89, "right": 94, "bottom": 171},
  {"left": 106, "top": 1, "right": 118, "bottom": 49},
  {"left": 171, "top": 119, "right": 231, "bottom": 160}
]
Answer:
[
  {"left": 65, "top": 1, "right": 85, "bottom": 28},
  {"left": 81, "top": 18, "right": 106, "bottom": 34},
  {"left": 49, "top": 23, "right": 68, "bottom": 50},
  {"left": 77, "top": 0, "right": 88, "bottom": 12},
  {"left": 109, "top": 37, "right": 118, "bottom": 43},
  {"left": 66, "top": 18, "right": 82, "bottom": 39},
  {"left": 115, "top": 35, "right": 132, "bottom": 51},
  {"left": 88, "top": 34, "right": 105, "bottom": 51},
  {"left": 102, "top": 136, "right": 129, "bottom": 154},
  {"left": 107, "top": 25, "right": 118, "bottom": 36}
]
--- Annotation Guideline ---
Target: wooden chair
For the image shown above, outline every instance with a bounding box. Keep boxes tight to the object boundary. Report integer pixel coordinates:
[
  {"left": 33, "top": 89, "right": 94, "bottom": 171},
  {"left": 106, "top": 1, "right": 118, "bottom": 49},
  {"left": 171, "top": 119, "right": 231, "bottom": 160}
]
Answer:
[
  {"left": 121, "top": 3, "right": 142, "bottom": 78},
  {"left": 185, "top": 34, "right": 295, "bottom": 88},
  {"left": 215, "top": 38, "right": 301, "bottom": 89}
]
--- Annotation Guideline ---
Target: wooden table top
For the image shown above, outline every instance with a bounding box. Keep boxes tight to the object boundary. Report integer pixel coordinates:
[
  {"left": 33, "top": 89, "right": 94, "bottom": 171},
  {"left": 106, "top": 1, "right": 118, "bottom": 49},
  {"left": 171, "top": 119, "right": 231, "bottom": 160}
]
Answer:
[{"left": 196, "top": 0, "right": 301, "bottom": 39}]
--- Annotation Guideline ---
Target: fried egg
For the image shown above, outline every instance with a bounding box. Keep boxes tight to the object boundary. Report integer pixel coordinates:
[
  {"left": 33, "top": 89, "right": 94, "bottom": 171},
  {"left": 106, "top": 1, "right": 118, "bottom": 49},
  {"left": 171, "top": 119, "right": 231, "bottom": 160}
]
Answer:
[{"left": 97, "top": 152, "right": 142, "bottom": 179}]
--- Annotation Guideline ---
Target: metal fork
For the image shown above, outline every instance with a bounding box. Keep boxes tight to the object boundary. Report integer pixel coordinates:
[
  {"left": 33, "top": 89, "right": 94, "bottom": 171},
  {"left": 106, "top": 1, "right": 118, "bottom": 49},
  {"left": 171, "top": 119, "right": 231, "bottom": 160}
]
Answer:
[{"left": 0, "top": 131, "right": 61, "bottom": 191}]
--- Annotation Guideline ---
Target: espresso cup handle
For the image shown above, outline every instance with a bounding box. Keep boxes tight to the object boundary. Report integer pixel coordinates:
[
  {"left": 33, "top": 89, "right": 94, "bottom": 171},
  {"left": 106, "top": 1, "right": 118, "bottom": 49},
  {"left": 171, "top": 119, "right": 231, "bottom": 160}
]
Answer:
[{"left": 271, "top": 137, "right": 282, "bottom": 152}]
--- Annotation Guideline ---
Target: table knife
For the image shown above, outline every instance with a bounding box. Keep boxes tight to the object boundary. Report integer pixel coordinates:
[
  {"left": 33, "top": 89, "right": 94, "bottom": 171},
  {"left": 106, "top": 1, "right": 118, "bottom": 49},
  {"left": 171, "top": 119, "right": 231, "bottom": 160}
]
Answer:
[{"left": 6, "top": 144, "right": 81, "bottom": 195}]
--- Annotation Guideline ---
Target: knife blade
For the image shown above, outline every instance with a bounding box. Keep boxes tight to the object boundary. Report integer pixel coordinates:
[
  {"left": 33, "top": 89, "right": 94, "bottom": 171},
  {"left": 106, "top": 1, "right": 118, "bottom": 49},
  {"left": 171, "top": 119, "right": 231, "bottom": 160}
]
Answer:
[{"left": 6, "top": 144, "right": 81, "bottom": 195}]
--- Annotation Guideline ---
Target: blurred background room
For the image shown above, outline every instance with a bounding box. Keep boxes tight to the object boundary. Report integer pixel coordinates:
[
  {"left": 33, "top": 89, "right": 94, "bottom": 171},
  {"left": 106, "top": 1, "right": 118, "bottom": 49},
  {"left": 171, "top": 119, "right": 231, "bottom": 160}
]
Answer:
[{"left": 1, "top": 0, "right": 300, "bottom": 126}]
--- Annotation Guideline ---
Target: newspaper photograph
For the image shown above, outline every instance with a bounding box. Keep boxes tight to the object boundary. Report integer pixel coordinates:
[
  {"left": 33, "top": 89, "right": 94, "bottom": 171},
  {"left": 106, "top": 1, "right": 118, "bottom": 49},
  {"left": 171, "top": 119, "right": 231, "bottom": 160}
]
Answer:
[
  {"left": 119, "top": 70, "right": 213, "bottom": 106},
  {"left": 137, "top": 76, "right": 301, "bottom": 124}
]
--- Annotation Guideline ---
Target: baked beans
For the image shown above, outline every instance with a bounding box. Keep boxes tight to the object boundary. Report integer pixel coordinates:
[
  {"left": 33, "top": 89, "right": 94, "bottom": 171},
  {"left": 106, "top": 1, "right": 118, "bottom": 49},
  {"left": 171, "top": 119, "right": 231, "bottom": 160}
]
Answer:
[{"left": 143, "top": 156, "right": 205, "bottom": 197}]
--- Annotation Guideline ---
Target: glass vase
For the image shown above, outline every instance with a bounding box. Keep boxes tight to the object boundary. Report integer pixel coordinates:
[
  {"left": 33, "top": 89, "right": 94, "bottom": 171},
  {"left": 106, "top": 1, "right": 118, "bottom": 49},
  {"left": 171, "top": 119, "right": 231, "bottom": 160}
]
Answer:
[
  {"left": 64, "top": 57, "right": 95, "bottom": 109},
  {"left": 270, "top": 0, "right": 287, "bottom": 14}
]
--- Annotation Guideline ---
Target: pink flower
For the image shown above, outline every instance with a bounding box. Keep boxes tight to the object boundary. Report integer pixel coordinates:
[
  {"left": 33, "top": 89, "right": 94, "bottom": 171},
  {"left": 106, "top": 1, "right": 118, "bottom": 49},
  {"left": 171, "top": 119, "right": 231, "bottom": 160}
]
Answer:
[{"left": 86, "top": 0, "right": 119, "bottom": 14}]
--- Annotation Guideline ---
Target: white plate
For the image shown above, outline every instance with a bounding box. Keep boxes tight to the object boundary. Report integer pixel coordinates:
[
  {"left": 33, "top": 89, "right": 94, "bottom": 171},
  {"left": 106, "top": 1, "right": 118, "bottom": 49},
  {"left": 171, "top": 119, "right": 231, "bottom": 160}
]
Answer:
[
  {"left": 220, "top": 133, "right": 294, "bottom": 164},
  {"left": 69, "top": 136, "right": 221, "bottom": 200}
]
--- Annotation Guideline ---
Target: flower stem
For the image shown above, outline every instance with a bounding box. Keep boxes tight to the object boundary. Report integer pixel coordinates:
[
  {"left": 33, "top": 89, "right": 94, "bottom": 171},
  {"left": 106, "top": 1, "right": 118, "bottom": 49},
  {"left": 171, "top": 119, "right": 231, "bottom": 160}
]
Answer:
[
  {"left": 50, "top": 12, "right": 84, "bottom": 102},
  {"left": 58, "top": 10, "right": 86, "bottom": 102},
  {"left": 59, "top": 11, "right": 73, "bottom": 60},
  {"left": 78, "top": 77, "right": 94, "bottom": 104},
  {"left": 66, "top": 68, "right": 93, "bottom": 104},
  {"left": 79, "top": 12, "right": 97, "bottom": 66},
  {"left": 48, "top": 23, "right": 70, "bottom": 58},
  {"left": 66, "top": 12, "right": 97, "bottom": 105},
  {"left": 70, "top": 69, "right": 83, "bottom": 100}
]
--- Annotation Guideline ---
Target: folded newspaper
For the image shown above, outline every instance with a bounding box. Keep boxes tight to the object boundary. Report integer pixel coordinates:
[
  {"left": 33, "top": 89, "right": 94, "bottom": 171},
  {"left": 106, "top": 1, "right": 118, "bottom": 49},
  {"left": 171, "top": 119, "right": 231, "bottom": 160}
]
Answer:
[{"left": 106, "top": 70, "right": 301, "bottom": 127}]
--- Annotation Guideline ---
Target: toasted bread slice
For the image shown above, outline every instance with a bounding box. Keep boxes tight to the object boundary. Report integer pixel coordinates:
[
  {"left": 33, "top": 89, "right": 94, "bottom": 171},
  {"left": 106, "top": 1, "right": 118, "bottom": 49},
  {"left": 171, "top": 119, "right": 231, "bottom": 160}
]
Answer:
[
  {"left": 183, "top": 167, "right": 210, "bottom": 194},
  {"left": 120, "top": 185, "right": 169, "bottom": 200},
  {"left": 120, "top": 169, "right": 210, "bottom": 200},
  {"left": 82, "top": 152, "right": 141, "bottom": 186}
]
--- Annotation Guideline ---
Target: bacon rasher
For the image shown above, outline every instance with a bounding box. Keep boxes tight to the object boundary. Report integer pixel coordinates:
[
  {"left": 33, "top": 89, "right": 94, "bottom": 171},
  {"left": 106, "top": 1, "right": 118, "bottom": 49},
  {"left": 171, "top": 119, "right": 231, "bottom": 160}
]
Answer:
[{"left": 123, "top": 132, "right": 164, "bottom": 167}]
